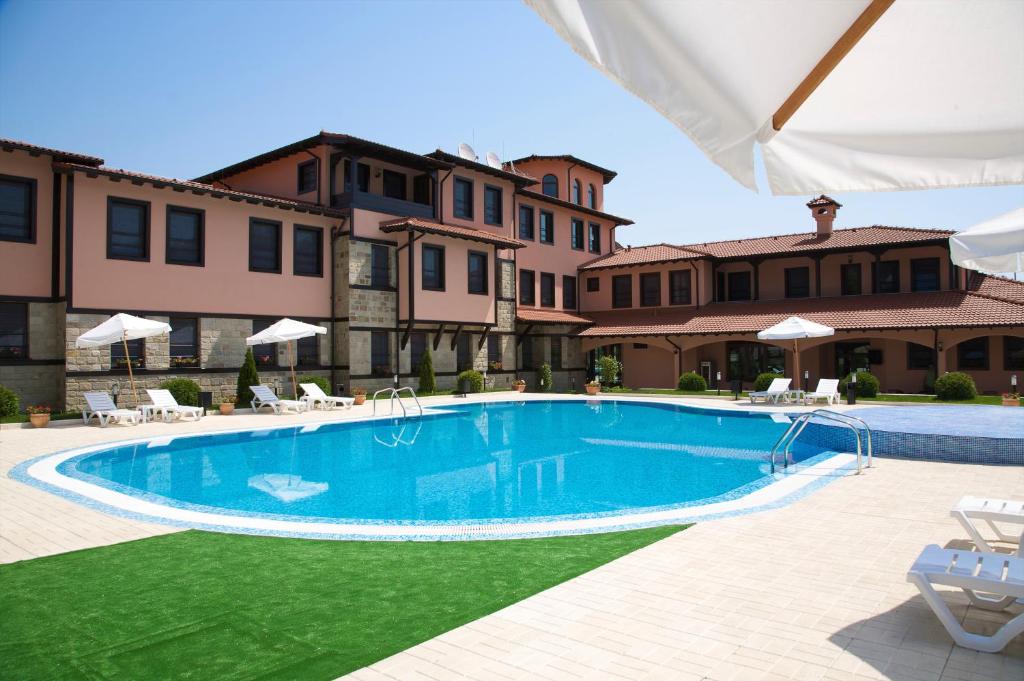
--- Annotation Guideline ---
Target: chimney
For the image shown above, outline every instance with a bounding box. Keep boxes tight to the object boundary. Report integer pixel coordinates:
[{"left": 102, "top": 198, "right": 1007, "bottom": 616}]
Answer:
[{"left": 806, "top": 195, "right": 841, "bottom": 236}]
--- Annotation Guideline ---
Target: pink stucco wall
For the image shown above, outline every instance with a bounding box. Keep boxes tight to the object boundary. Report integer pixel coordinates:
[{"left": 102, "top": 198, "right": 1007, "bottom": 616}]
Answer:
[
  {"left": 512, "top": 158, "right": 605, "bottom": 210},
  {"left": 397, "top": 237, "right": 496, "bottom": 325},
  {"left": 0, "top": 150, "right": 56, "bottom": 298},
  {"left": 210, "top": 144, "right": 330, "bottom": 202},
  {"left": 579, "top": 261, "right": 700, "bottom": 312}
]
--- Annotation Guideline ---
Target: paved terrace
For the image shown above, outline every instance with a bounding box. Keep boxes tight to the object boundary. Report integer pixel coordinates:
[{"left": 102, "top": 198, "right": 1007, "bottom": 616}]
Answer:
[{"left": 1, "top": 394, "right": 1022, "bottom": 680}]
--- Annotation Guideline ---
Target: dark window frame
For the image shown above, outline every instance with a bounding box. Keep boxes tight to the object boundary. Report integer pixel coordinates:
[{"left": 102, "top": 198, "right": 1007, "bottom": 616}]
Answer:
[
  {"left": 168, "top": 316, "right": 199, "bottom": 368},
  {"left": 727, "top": 270, "right": 752, "bottom": 301},
  {"left": 640, "top": 272, "right": 661, "bottom": 307},
  {"left": 456, "top": 333, "right": 473, "bottom": 372},
  {"left": 370, "top": 243, "right": 391, "bottom": 289},
  {"left": 588, "top": 222, "right": 601, "bottom": 254},
  {"left": 572, "top": 179, "right": 582, "bottom": 205},
  {"left": 570, "top": 218, "right": 585, "bottom": 250},
  {"left": 410, "top": 332, "right": 427, "bottom": 372},
  {"left": 344, "top": 161, "right": 371, "bottom": 193},
  {"left": 111, "top": 337, "right": 146, "bottom": 370},
  {"left": 421, "top": 243, "right": 446, "bottom": 291},
  {"left": 412, "top": 174, "right": 431, "bottom": 206},
  {"left": 542, "top": 174, "right": 558, "bottom": 198},
  {"left": 875, "top": 260, "right": 900, "bottom": 294},
  {"left": 248, "top": 217, "right": 282, "bottom": 273},
  {"left": 164, "top": 205, "right": 205, "bottom": 267},
  {"left": 958, "top": 337, "right": 989, "bottom": 371},
  {"left": 841, "top": 263, "right": 862, "bottom": 296},
  {"left": 382, "top": 169, "right": 407, "bottom": 201},
  {"left": 587, "top": 184, "right": 596, "bottom": 209},
  {"left": 487, "top": 334, "right": 501, "bottom": 366},
  {"left": 907, "top": 343, "right": 934, "bottom": 370},
  {"left": 483, "top": 184, "right": 503, "bottom": 226},
  {"left": 106, "top": 196, "right": 151, "bottom": 262},
  {"left": 551, "top": 336, "right": 563, "bottom": 370},
  {"left": 586, "top": 277, "right": 600, "bottom": 292},
  {"left": 669, "top": 269, "right": 691, "bottom": 305},
  {"left": 467, "top": 250, "right": 489, "bottom": 295},
  {"left": 519, "top": 269, "right": 536, "bottom": 305},
  {"left": 612, "top": 274, "right": 632, "bottom": 308},
  {"left": 293, "top": 224, "right": 324, "bottom": 277},
  {"left": 453, "top": 176, "right": 474, "bottom": 220},
  {"left": 370, "top": 331, "right": 391, "bottom": 377},
  {"left": 296, "top": 334, "right": 319, "bottom": 367},
  {"left": 297, "top": 159, "right": 317, "bottom": 195},
  {"left": 784, "top": 266, "right": 810, "bottom": 298},
  {"left": 0, "top": 174, "right": 37, "bottom": 244},
  {"left": 251, "top": 319, "right": 278, "bottom": 367},
  {"left": 911, "top": 257, "right": 941, "bottom": 292},
  {"left": 540, "top": 272, "right": 555, "bottom": 308},
  {"left": 562, "top": 275, "right": 577, "bottom": 309},
  {"left": 1004, "top": 336, "right": 1024, "bottom": 371},
  {"left": 0, "top": 302, "right": 28, "bottom": 362},
  {"left": 518, "top": 204, "right": 535, "bottom": 240},
  {"left": 539, "top": 210, "right": 554, "bottom": 245}
]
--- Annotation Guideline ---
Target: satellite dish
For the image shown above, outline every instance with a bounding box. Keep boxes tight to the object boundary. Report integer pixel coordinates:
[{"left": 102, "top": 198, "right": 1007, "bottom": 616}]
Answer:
[
  {"left": 458, "top": 142, "right": 477, "bottom": 161},
  {"left": 485, "top": 151, "right": 502, "bottom": 169}
]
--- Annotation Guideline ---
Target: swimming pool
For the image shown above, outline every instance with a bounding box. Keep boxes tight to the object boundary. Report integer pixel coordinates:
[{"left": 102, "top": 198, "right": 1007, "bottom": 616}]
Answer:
[{"left": 16, "top": 399, "right": 856, "bottom": 540}]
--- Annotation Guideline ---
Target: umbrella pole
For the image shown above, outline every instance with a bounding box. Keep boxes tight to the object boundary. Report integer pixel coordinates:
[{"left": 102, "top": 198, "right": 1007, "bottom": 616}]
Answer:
[
  {"left": 123, "top": 336, "right": 139, "bottom": 407},
  {"left": 793, "top": 339, "right": 801, "bottom": 396},
  {"left": 288, "top": 340, "right": 297, "bottom": 399}
]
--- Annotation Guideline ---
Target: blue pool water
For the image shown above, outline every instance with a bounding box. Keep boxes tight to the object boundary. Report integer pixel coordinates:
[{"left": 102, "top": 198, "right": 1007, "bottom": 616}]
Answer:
[{"left": 58, "top": 400, "right": 830, "bottom": 523}]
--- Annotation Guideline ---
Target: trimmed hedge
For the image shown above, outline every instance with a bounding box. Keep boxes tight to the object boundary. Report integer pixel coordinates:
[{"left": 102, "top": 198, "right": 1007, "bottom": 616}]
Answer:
[
  {"left": 677, "top": 372, "right": 707, "bottom": 391},
  {"left": 235, "top": 348, "right": 260, "bottom": 406},
  {"left": 753, "top": 373, "right": 784, "bottom": 393},
  {"left": 0, "top": 384, "right": 18, "bottom": 417},
  {"left": 457, "top": 369, "right": 484, "bottom": 394},
  {"left": 418, "top": 347, "right": 436, "bottom": 394},
  {"left": 297, "top": 374, "right": 330, "bottom": 396},
  {"left": 537, "top": 363, "right": 553, "bottom": 392},
  {"left": 159, "top": 378, "right": 200, "bottom": 407},
  {"left": 935, "top": 371, "right": 977, "bottom": 401},
  {"left": 839, "top": 370, "right": 880, "bottom": 398}
]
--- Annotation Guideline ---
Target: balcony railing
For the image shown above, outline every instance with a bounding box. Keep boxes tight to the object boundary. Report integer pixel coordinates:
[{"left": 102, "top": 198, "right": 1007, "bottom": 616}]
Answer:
[{"left": 331, "top": 190, "right": 434, "bottom": 219}]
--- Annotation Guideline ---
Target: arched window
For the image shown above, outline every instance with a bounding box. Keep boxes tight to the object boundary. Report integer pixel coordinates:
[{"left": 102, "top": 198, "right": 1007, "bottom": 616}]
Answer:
[
  {"left": 542, "top": 174, "right": 558, "bottom": 198},
  {"left": 572, "top": 179, "right": 582, "bottom": 204},
  {"left": 587, "top": 183, "right": 596, "bottom": 209}
]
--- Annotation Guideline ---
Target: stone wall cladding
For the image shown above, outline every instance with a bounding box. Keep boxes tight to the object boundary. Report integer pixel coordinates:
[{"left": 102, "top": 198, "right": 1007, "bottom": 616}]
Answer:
[
  {"left": 496, "top": 301, "right": 514, "bottom": 333},
  {"left": 28, "top": 301, "right": 65, "bottom": 360},
  {"left": 0, "top": 365, "right": 62, "bottom": 409},
  {"left": 201, "top": 318, "right": 250, "bottom": 368},
  {"left": 65, "top": 313, "right": 111, "bottom": 372},
  {"left": 349, "top": 240, "right": 396, "bottom": 288},
  {"left": 349, "top": 289, "right": 396, "bottom": 326},
  {"left": 500, "top": 260, "right": 515, "bottom": 300}
]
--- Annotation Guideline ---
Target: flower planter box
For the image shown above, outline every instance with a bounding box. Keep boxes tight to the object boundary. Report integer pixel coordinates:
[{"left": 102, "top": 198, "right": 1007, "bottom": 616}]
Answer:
[{"left": 1002, "top": 397, "right": 1021, "bottom": 407}]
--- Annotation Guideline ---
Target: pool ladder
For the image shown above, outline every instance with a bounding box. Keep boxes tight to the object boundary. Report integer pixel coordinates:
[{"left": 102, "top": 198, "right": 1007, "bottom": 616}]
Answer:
[
  {"left": 770, "top": 409, "right": 872, "bottom": 475},
  {"left": 371, "top": 386, "right": 423, "bottom": 419}
]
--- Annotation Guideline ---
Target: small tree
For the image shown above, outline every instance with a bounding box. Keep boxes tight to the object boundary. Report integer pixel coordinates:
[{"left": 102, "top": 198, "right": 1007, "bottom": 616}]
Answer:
[
  {"left": 297, "top": 374, "right": 330, "bottom": 395},
  {"left": 235, "top": 348, "right": 261, "bottom": 406},
  {"left": 934, "top": 371, "right": 977, "bottom": 401},
  {"left": 160, "top": 378, "right": 200, "bottom": 406},
  {"left": 839, "top": 370, "right": 880, "bottom": 398},
  {"left": 597, "top": 355, "right": 621, "bottom": 386},
  {"left": 677, "top": 372, "right": 707, "bottom": 391},
  {"left": 538, "top": 363, "right": 553, "bottom": 392},
  {"left": 457, "top": 369, "right": 484, "bottom": 393},
  {"left": 418, "top": 347, "right": 436, "bottom": 394},
  {"left": 753, "top": 372, "right": 784, "bottom": 392},
  {"left": 0, "top": 384, "right": 18, "bottom": 417}
]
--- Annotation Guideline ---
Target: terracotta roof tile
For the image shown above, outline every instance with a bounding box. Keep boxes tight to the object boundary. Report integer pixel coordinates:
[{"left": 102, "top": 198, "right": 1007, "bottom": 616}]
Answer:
[
  {"left": 379, "top": 217, "right": 525, "bottom": 249},
  {"left": 684, "top": 226, "right": 953, "bottom": 259},
  {"left": 580, "top": 244, "right": 706, "bottom": 270},
  {"left": 806, "top": 194, "right": 842, "bottom": 208},
  {"left": 578, "top": 291, "right": 1024, "bottom": 337},
  {"left": 967, "top": 273, "right": 1024, "bottom": 304},
  {"left": 1, "top": 138, "right": 103, "bottom": 166},
  {"left": 516, "top": 308, "right": 592, "bottom": 325}
]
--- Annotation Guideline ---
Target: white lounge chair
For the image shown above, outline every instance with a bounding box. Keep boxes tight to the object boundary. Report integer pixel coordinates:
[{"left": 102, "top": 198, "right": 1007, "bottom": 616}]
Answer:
[
  {"left": 805, "top": 378, "right": 841, "bottom": 405},
  {"left": 907, "top": 544, "right": 1024, "bottom": 653},
  {"left": 748, "top": 378, "right": 791, "bottom": 404},
  {"left": 952, "top": 496, "right": 1024, "bottom": 554},
  {"left": 250, "top": 385, "right": 306, "bottom": 414},
  {"left": 82, "top": 391, "right": 141, "bottom": 427},
  {"left": 299, "top": 383, "right": 354, "bottom": 411},
  {"left": 145, "top": 389, "right": 203, "bottom": 422}
]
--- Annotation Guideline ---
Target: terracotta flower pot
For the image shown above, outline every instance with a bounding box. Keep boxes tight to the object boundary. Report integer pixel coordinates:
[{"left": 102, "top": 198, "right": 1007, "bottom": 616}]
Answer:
[
  {"left": 513, "top": 384, "right": 526, "bottom": 393},
  {"left": 29, "top": 413, "right": 50, "bottom": 428},
  {"left": 1002, "top": 397, "right": 1020, "bottom": 407},
  {"left": 219, "top": 403, "right": 235, "bottom": 415},
  {"left": 353, "top": 394, "right": 367, "bottom": 405},
  {"left": 585, "top": 384, "right": 601, "bottom": 395}
]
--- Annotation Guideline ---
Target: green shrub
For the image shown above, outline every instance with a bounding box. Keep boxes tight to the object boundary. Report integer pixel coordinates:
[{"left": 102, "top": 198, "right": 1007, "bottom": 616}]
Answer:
[
  {"left": 537, "top": 363, "right": 553, "bottom": 392},
  {"left": 457, "top": 369, "right": 484, "bottom": 394},
  {"left": 753, "top": 372, "right": 784, "bottom": 392},
  {"left": 839, "top": 370, "right": 880, "bottom": 398},
  {"left": 677, "top": 372, "right": 707, "bottom": 391},
  {"left": 297, "top": 374, "right": 330, "bottom": 396},
  {"left": 934, "top": 371, "right": 977, "bottom": 401},
  {"left": 418, "top": 347, "right": 436, "bottom": 394},
  {"left": 160, "top": 378, "right": 200, "bottom": 407},
  {"left": 236, "top": 348, "right": 261, "bottom": 406},
  {"left": 0, "top": 384, "right": 18, "bottom": 417},
  {"left": 597, "top": 355, "right": 622, "bottom": 385}
]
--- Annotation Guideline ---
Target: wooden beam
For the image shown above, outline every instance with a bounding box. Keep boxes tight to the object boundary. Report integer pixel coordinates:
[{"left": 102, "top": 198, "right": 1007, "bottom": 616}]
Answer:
[
  {"left": 400, "top": 321, "right": 413, "bottom": 350},
  {"left": 772, "top": 0, "right": 894, "bottom": 131},
  {"left": 449, "top": 325, "right": 464, "bottom": 351},
  {"left": 432, "top": 324, "right": 445, "bottom": 350},
  {"left": 516, "top": 324, "right": 534, "bottom": 347},
  {"left": 477, "top": 326, "right": 490, "bottom": 350}
]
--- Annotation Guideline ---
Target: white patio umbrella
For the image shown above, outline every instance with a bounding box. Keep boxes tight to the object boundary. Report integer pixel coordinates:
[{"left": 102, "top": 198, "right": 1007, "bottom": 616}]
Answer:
[
  {"left": 246, "top": 318, "right": 326, "bottom": 398},
  {"left": 75, "top": 313, "right": 172, "bottom": 406},
  {"left": 757, "top": 316, "right": 835, "bottom": 391},
  {"left": 525, "top": 0, "right": 1024, "bottom": 194},
  {"left": 949, "top": 207, "right": 1024, "bottom": 274}
]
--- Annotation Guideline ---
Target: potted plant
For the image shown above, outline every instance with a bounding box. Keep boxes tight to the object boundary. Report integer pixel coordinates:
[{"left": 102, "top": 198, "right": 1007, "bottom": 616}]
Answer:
[
  {"left": 352, "top": 387, "right": 367, "bottom": 405},
  {"left": 219, "top": 395, "right": 236, "bottom": 415},
  {"left": 585, "top": 379, "right": 601, "bottom": 396},
  {"left": 26, "top": 404, "right": 51, "bottom": 428},
  {"left": 1002, "top": 391, "right": 1021, "bottom": 407},
  {"left": 512, "top": 378, "right": 526, "bottom": 393},
  {"left": 489, "top": 360, "right": 503, "bottom": 372}
]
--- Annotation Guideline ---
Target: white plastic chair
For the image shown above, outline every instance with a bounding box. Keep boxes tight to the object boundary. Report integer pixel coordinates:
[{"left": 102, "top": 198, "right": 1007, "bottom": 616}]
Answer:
[
  {"left": 145, "top": 389, "right": 203, "bottom": 422},
  {"left": 82, "top": 391, "right": 141, "bottom": 427},
  {"left": 805, "top": 378, "right": 841, "bottom": 405},
  {"left": 299, "top": 383, "right": 354, "bottom": 411},
  {"left": 951, "top": 496, "right": 1024, "bottom": 555},
  {"left": 250, "top": 385, "right": 306, "bottom": 414},
  {"left": 748, "top": 378, "right": 791, "bottom": 404}
]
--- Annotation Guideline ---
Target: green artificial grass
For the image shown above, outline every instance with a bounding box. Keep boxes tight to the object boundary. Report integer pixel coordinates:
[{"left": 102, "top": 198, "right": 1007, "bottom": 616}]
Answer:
[{"left": 0, "top": 526, "right": 684, "bottom": 681}]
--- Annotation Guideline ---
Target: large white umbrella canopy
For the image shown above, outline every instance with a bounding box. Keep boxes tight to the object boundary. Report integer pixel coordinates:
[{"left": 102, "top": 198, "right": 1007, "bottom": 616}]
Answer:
[
  {"left": 75, "top": 313, "right": 172, "bottom": 406},
  {"left": 757, "top": 316, "right": 835, "bottom": 390},
  {"left": 246, "top": 318, "right": 327, "bottom": 398},
  {"left": 525, "top": 0, "right": 1024, "bottom": 195},
  {"left": 949, "top": 207, "right": 1024, "bottom": 274}
]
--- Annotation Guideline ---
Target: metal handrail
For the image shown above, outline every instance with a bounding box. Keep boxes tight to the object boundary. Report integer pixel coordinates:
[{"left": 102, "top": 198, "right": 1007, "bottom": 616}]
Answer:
[
  {"left": 371, "top": 386, "right": 422, "bottom": 418},
  {"left": 394, "top": 386, "right": 423, "bottom": 416},
  {"left": 372, "top": 388, "right": 398, "bottom": 417},
  {"left": 770, "top": 409, "right": 872, "bottom": 475}
]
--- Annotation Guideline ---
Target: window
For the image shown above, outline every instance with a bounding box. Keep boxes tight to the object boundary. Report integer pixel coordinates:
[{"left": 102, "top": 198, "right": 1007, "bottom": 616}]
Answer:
[
  {"left": 107, "top": 197, "right": 150, "bottom": 260},
  {"left": 371, "top": 244, "right": 390, "bottom": 288},
  {"left": 551, "top": 336, "right": 563, "bottom": 370},
  {"left": 539, "top": 211, "right": 554, "bottom": 244},
  {"left": 249, "top": 218, "right": 281, "bottom": 273},
  {"left": 1005, "top": 336, "right": 1024, "bottom": 370},
  {"left": 875, "top": 260, "right": 900, "bottom": 293},
  {"left": 382, "top": 169, "right": 406, "bottom": 200},
  {"left": 640, "top": 272, "right": 661, "bottom": 306},
  {"left": 165, "top": 206, "right": 203, "bottom": 266},
  {"left": 841, "top": 263, "right": 862, "bottom": 295},
  {"left": 588, "top": 222, "right": 601, "bottom": 253},
  {"left": 521, "top": 336, "right": 534, "bottom": 369},
  {"left": 344, "top": 161, "right": 370, "bottom": 192},
  {"left": 0, "top": 175, "right": 35, "bottom": 242},
  {"left": 297, "top": 334, "right": 318, "bottom": 366},
  {"left": 518, "top": 205, "right": 534, "bottom": 240},
  {"left": 587, "top": 184, "right": 596, "bottom": 209},
  {"left": 911, "top": 257, "right": 941, "bottom": 292},
  {"left": 293, "top": 226, "right": 323, "bottom": 277},
  {"left": 572, "top": 179, "right": 582, "bottom": 205},
  {"left": 570, "top": 218, "right": 584, "bottom": 250},
  {"left": 562, "top": 275, "right": 577, "bottom": 309},
  {"left": 421, "top": 244, "right": 445, "bottom": 291},
  {"left": 412, "top": 174, "right": 431, "bottom": 205},
  {"left": 519, "top": 269, "right": 535, "bottom": 305},
  {"left": 716, "top": 271, "right": 725, "bottom": 302},
  {"left": 542, "top": 174, "right": 558, "bottom": 198},
  {"left": 251, "top": 319, "right": 277, "bottom": 367},
  {"left": 487, "top": 334, "right": 501, "bottom": 367},
  {"left": 0, "top": 302, "right": 28, "bottom": 361},
  {"left": 371, "top": 331, "right": 391, "bottom": 377},
  {"left": 468, "top": 251, "right": 488, "bottom": 295},
  {"left": 727, "top": 342, "right": 785, "bottom": 382},
  {"left": 111, "top": 337, "right": 145, "bottom": 369},
  {"left": 410, "top": 332, "right": 426, "bottom": 372},
  {"left": 169, "top": 317, "right": 198, "bottom": 368},
  {"left": 958, "top": 337, "right": 989, "bottom": 370},
  {"left": 727, "top": 271, "right": 751, "bottom": 301},
  {"left": 453, "top": 177, "right": 473, "bottom": 219},
  {"left": 456, "top": 333, "right": 472, "bottom": 371},
  {"left": 612, "top": 274, "right": 632, "bottom": 308},
  {"left": 669, "top": 269, "right": 691, "bottom": 305},
  {"left": 297, "top": 159, "right": 317, "bottom": 194},
  {"left": 907, "top": 343, "right": 934, "bottom": 370},
  {"left": 483, "top": 185, "right": 502, "bottom": 225},
  {"left": 784, "top": 266, "right": 810, "bottom": 298},
  {"left": 586, "top": 277, "right": 599, "bottom": 292},
  {"left": 540, "top": 272, "right": 555, "bottom": 307}
]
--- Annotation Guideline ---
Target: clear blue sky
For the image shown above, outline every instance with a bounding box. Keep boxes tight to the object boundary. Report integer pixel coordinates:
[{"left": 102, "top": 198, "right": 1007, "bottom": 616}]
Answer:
[{"left": 2, "top": 0, "right": 1021, "bottom": 251}]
